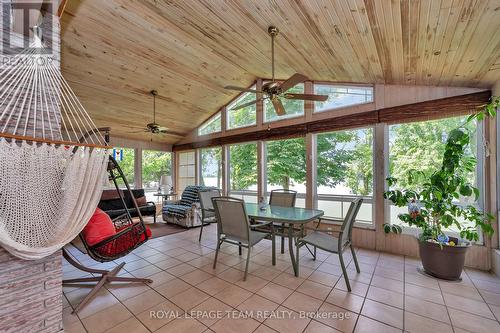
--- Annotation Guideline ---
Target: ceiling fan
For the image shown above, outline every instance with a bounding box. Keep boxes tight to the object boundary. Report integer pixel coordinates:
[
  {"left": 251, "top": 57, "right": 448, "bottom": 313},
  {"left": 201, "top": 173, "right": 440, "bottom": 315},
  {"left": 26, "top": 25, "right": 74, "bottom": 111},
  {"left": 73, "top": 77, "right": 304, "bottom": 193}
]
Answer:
[
  {"left": 224, "top": 26, "right": 328, "bottom": 116},
  {"left": 125, "top": 90, "right": 183, "bottom": 137}
]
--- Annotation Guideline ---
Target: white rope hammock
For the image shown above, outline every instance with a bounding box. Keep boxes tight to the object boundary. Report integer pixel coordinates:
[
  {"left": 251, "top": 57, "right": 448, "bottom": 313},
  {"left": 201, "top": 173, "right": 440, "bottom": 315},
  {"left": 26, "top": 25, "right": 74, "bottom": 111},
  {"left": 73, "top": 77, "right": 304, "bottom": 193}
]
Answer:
[{"left": 0, "top": 27, "right": 109, "bottom": 260}]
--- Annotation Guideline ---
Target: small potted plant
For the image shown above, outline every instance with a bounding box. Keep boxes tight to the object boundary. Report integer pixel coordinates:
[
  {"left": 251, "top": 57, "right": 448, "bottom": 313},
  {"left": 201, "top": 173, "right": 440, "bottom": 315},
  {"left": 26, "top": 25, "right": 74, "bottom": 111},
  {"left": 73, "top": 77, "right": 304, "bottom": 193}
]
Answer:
[{"left": 384, "top": 98, "right": 498, "bottom": 280}]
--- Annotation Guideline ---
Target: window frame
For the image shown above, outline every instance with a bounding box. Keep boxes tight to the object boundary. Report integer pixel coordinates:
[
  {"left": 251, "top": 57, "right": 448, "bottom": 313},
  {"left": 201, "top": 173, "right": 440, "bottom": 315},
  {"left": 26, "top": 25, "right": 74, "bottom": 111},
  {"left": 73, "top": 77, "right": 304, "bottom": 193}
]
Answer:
[
  {"left": 226, "top": 86, "right": 258, "bottom": 130},
  {"left": 198, "top": 112, "right": 222, "bottom": 136},
  {"left": 177, "top": 150, "right": 197, "bottom": 191},
  {"left": 141, "top": 149, "right": 173, "bottom": 201},
  {"left": 385, "top": 117, "right": 485, "bottom": 244},
  {"left": 313, "top": 125, "right": 376, "bottom": 228},
  {"left": 313, "top": 84, "right": 374, "bottom": 114},
  {"left": 198, "top": 146, "right": 223, "bottom": 188},
  {"left": 263, "top": 137, "right": 307, "bottom": 207}
]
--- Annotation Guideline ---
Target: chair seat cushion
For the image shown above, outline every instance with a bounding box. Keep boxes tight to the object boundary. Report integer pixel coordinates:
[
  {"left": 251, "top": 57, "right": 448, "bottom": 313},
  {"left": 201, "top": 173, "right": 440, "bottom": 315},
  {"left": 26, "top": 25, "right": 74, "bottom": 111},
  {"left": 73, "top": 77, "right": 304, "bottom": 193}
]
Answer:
[
  {"left": 163, "top": 204, "right": 192, "bottom": 218},
  {"left": 300, "top": 231, "right": 339, "bottom": 253},
  {"left": 82, "top": 208, "right": 116, "bottom": 246},
  {"left": 224, "top": 230, "right": 269, "bottom": 246}
]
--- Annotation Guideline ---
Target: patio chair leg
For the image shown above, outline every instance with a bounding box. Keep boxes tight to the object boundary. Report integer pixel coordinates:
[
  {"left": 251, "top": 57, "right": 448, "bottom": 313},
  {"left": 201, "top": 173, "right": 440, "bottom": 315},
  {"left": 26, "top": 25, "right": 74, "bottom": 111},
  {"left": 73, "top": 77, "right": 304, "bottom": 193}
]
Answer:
[
  {"left": 280, "top": 223, "right": 285, "bottom": 254},
  {"left": 296, "top": 239, "right": 300, "bottom": 277},
  {"left": 313, "top": 246, "right": 317, "bottom": 261},
  {"left": 213, "top": 237, "right": 222, "bottom": 269},
  {"left": 339, "top": 251, "right": 351, "bottom": 292},
  {"left": 271, "top": 230, "right": 276, "bottom": 266},
  {"left": 239, "top": 242, "right": 242, "bottom": 255},
  {"left": 198, "top": 223, "right": 203, "bottom": 242},
  {"left": 350, "top": 245, "right": 360, "bottom": 273},
  {"left": 244, "top": 246, "right": 251, "bottom": 281}
]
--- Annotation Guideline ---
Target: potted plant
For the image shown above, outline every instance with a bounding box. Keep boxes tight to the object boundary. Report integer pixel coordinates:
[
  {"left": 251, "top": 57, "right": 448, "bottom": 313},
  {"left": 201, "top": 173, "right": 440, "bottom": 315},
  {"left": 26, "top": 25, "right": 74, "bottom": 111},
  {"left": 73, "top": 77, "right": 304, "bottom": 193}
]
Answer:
[{"left": 383, "top": 98, "right": 498, "bottom": 280}]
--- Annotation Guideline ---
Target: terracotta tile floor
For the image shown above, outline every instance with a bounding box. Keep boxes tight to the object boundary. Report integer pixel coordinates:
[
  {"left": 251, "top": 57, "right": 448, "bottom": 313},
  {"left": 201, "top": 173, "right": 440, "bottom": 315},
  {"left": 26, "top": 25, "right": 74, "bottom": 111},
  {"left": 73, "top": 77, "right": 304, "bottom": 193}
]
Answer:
[{"left": 63, "top": 223, "right": 500, "bottom": 333}]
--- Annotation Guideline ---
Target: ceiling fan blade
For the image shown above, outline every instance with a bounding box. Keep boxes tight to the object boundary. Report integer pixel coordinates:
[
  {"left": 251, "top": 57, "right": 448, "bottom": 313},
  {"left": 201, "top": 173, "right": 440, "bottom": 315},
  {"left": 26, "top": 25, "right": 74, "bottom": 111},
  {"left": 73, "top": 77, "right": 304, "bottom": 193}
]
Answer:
[
  {"left": 158, "top": 130, "right": 185, "bottom": 137},
  {"left": 122, "top": 125, "right": 147, "bottom": 129},
  {"left": 271, "top": 97, "right": 286, "bottom": 116},
  {"left": 224, "top": 85, "right": 262, "bottom": 93},
  {"left": 231, "top": 98, "right": 263, "bottom": 110},
  {"left": 283, "top": 93, "right": 329, "bottom": 102},
  {"left": 279, "top": 73, "right": 309, "bottom": 93},
  {"left": 128, "top": 129, "right": 149, "bottom": 133}
]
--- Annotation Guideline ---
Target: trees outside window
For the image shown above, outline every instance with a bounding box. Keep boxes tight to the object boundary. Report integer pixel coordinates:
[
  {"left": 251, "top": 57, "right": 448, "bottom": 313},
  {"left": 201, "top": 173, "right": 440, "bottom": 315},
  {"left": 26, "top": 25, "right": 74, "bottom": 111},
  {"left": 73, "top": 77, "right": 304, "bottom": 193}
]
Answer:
[
  {"left": 316, "top": 128, "right": 374, "bottom": 222},
  {"left": 314, "top": 85, "right": 373, "bottom": 112},
  {"left": 198, "top": 112, "right": 221, "bottom": 136},
  {"left": 388, "top": 116, "right": 480, "bottom": 232},
  {"left": 227, "top": 89, "right": 257, "bottom": 129},
  {"left": 265, "top": 138, "right": 306, "bottom": 207},
  {"left": 228, "top": 143, "right": 258, "bottom": 202},
  {"left": 200, "top": 147, "right": 222, "bottom": 188},
  {"left": 112, "top": 147, "right": 134, "bottom": 188},
  {"left": 142, "top": 150, "right": 172, "bottom": 200}
]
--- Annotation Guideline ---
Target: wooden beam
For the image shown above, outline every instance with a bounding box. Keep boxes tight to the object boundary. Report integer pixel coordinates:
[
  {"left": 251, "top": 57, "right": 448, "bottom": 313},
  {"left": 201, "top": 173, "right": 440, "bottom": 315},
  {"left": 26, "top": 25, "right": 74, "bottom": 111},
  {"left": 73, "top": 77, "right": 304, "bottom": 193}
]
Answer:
[
  {"left": 57, "top": 0, "right": 68, "bottom": 17},
  {"left": 173, "top": 91, "right": 491, "bottom": 151},
  {"left": 378, "top": 90, "right": 491, "bottom": 124}
]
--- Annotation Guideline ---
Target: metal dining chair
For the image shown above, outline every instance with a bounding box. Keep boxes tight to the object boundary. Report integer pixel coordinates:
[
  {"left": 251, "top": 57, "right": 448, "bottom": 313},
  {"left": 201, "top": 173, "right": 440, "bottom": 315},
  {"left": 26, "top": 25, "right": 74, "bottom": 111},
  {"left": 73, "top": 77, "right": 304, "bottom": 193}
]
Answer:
[
  {"left": 212, "top": 197, "right": 276, "bottom": 280},
  {"left": 269, "top": 189, "right": 297, "bottom": 253},
  {"left": 296, "top": 198, "right": 363, "bottom": 292},
  {"left": 198, "top": 188, "right": 221, "bottom": 242}
]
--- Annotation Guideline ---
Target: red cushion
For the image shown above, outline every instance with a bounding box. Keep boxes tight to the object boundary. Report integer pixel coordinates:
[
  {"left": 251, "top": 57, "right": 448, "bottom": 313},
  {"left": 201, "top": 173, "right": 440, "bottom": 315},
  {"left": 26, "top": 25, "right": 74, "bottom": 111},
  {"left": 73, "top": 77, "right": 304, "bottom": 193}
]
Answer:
[
  {"left": 95, "top": 224, "right": 152, "bottom": 257},
  {"left": 82, "top": 208, "right": 116, "bottom": 246}
]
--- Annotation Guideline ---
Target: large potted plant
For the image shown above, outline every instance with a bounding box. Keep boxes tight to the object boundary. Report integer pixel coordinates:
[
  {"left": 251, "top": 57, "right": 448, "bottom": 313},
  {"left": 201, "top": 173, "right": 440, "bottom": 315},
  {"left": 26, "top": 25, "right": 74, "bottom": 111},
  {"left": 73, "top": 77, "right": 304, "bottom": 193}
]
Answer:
[{"left": 384, "top": 98, "right": 498, "bottom": 280}]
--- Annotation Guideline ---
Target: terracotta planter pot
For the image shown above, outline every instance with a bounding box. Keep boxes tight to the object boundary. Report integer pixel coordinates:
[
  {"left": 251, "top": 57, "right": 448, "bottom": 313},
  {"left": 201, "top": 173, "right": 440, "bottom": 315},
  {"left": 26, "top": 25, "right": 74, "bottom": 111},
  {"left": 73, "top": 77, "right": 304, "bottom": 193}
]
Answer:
[{"left": 418, "top": 240, "right": 469, "bottom": 280}]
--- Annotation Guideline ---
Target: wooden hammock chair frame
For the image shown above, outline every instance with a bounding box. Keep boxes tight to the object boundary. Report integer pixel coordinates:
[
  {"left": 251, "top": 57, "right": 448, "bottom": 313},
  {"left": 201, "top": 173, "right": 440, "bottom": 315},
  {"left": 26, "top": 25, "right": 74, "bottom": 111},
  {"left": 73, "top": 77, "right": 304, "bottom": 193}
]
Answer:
[{"left": 62, "top": 155, "right": 153, "bottom": 314}]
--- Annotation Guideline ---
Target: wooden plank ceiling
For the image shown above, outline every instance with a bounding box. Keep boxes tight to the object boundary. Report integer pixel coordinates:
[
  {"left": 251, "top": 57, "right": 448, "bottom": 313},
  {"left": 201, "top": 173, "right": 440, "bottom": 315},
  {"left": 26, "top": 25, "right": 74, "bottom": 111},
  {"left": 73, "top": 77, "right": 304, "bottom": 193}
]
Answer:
[{"left": 60, "top": 0, "right": 500, "bottom": 144}]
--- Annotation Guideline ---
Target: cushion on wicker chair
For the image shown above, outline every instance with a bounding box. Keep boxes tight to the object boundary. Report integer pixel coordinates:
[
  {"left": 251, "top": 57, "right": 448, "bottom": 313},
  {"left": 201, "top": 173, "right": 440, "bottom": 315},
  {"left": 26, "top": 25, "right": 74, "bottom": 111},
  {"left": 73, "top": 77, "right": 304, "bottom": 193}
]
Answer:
[{"left": 82, "top": 208, "right": 116, "bottom": 246}]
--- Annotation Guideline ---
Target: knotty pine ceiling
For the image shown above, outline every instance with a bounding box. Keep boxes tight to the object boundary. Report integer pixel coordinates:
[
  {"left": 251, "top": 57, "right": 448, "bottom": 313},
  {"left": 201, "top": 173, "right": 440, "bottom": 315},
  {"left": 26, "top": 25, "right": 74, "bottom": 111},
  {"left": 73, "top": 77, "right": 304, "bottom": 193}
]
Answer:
[{"left": 61, "top": 0, "right": 500, "bottom": 144}]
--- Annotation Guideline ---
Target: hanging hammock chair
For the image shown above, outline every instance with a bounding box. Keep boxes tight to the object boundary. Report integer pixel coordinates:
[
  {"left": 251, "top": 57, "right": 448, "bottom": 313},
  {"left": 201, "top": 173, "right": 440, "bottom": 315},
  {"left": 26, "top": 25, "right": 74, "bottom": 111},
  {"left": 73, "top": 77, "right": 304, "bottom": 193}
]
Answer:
[
  {"left": 0, "top": 26, "right": 109, "bottom": 260},
  {"left": 63, "top": 153, "right": 153, "bottom": 314}
]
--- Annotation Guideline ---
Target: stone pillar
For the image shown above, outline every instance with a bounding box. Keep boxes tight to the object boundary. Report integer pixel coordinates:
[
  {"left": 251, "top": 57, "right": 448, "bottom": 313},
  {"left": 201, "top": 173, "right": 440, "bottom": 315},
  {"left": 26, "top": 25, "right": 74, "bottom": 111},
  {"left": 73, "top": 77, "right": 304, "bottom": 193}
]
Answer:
[{"left": 0, "top": 2, "right": 63, "bottom": 332}]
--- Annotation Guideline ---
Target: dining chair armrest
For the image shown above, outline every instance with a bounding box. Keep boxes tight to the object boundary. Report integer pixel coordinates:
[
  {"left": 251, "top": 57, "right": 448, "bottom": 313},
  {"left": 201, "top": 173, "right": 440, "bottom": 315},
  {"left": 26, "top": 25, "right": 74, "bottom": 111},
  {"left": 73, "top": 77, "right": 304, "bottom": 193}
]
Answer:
[{"left": 314, "top": 218, "right": 342, "bottom": 229}]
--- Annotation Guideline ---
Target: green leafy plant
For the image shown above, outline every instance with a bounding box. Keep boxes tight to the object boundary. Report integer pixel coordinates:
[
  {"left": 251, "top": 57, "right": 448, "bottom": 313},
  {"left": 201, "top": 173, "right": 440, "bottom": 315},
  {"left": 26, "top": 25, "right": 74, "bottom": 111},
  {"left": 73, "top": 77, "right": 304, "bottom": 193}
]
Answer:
[
  {"left": 384, "top": 97, "right": 498, "bottom": 243},
  {"left": 383, "top": 223, "right": 402, "bottom": 234}
]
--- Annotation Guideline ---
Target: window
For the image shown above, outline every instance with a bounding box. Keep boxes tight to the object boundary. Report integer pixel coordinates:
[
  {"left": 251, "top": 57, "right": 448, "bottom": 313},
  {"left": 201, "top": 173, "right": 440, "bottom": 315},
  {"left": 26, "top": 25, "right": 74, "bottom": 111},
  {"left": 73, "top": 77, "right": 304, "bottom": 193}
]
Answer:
[
  {"left": 111, "top": 147, "right": 135, "bottom": 188},
  {"left": 228, "top": 143, "right": 258, "bottom": 202},
  {"left": 314, "top": 85, "right": 373, "bottom": 112},
  {"left": 199, "top": 147, "right": 222, "bottom": 188},
  {"left": 178, "top": 151, "right": 196, "bottom": 191},
  {"left": 198, "top": 112, "right": 221, "bottom": 136},
  {"left": 227, "top": 88, "right": 257, "bottom": 129},
  {"left": 388, "top": 116, "right": 481, "bottom": 235},
  {"left": 316, "top": 128, "right": 374, "bottom": 224},
  {"left": 264, "top": 83, "right": 304, "bottom": 122},
  {"left": 142, "top": 150, "right": 172, "bottom": 201},
  {"left": 265, "top": 137, "right": 306, "bottom": 207}
]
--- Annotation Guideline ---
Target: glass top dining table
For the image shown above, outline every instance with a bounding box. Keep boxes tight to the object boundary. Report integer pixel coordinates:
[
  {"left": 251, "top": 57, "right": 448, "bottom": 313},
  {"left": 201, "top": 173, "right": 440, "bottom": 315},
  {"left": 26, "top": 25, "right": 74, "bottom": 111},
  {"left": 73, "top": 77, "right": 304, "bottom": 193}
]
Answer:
[
  {"left": 245, "top": 203, "right": 324, "bottom": 277},
  {"left": 244, "top": 203, "right": 324, "bottom": 224}
]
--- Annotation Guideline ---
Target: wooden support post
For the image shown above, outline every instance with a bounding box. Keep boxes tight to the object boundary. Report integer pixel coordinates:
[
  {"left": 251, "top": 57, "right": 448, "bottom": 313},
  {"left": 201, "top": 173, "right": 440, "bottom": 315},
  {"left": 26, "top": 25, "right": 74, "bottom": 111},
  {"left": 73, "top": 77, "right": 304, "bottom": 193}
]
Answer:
[
  {"left": 305, "top": 133, "right": 316, "bottom": 209},
  {"left": 374, "top": 123, "right": 388, "bottom": 251},
  {"left": 134, "top": 148, "right": 142, "bottom": 189},
  {"left": 257, "top": 140, "right": 265, "bottom": 201},
  {"left": 222, "top": 145, "right": 229, "bottom": 195}
]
